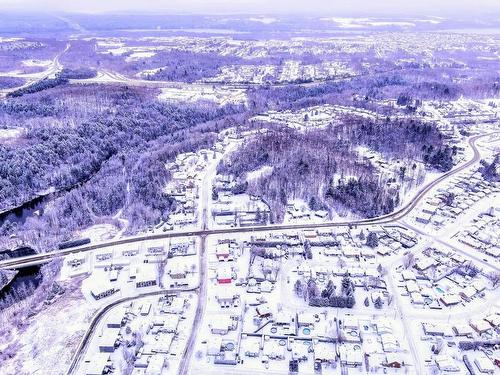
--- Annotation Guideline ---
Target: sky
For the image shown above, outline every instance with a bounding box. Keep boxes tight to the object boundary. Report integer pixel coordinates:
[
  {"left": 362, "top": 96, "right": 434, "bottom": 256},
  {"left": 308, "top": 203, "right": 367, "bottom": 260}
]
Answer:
[{"left": 0, "top": 0, "right": 499, "bottom": 16}]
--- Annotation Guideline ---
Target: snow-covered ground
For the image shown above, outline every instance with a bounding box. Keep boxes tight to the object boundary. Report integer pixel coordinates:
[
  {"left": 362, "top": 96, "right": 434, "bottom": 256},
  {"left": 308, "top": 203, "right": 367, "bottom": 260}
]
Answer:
[
  {"left": 125, "top": 51, "right": 156, "bottom": 62},
  {"left": 190, "top": 229, "right": 418, "bottom": 374},
  {"left": 21, "top": 59, "right": 52, "bottom": 67},
  {"left": 76, "top": 293, "right": 198, "bottom": 375},
  {"left": 157, "top": 86, "right": 247, "bottom": 106},
  {"left": 0, "top": 279, "right": 96, "bottom": 375},
  {"left": 319, "top": 17, "right": 443, "bottom": 29},
  {"left": 1, "top": 32, "right": 499, "bottom": 375},
  {"left": 78, "top": 224, "right": 119, "bottom": 243},
  {"left": 0, "top": 127, "right": 24, "bottom": 142},
  {"left": 251, "top": 104, "right": 381, "bottom": 131},
  {"left": 248, "top": 17, "right": 279, "bottom": 24}
]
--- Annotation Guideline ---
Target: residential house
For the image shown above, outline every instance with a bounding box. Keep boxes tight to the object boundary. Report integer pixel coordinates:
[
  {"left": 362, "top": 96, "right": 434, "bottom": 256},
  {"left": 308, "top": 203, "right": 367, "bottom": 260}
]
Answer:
[
  {"left": 216, "top": 243, "right": 234, "bottom": 262},
  {"left": 91, "top": 280, "right": 119, "bottom": 300},
  {"left": 136, "top": 272, "right": 157, "bottom": 288},
  {"left": 470, "top": 319, "right": 492, "bottom": 334},
  {"left": 217, "top": 266, "right": 233, "bottom": 284},
  {"left": 440, "top": 294, "right": 461, "bottom": 307},
  {"left": 210, "top": 315, "right": 237, "bottom": 335},
  {"left": 297, "top": 312, "right": 316, "bottom": 327},
  {"left": 474, "top": 356, "right": 495, "bottom": 374},
  {"left": 216, "top": 289, "right": 239, "bottom": 308}
]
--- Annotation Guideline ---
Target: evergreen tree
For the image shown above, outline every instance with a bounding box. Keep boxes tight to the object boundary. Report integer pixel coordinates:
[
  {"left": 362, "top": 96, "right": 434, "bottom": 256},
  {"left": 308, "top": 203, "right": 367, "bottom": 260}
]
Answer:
[
  {"left": 294, "top": 279, "right": 303, "bottom": 296},
  {"left": 304, "top": 240, "right": 313, "bottom": 259},
  {"left": 366, "top": 232, "right": 379, "bottom": 248}
]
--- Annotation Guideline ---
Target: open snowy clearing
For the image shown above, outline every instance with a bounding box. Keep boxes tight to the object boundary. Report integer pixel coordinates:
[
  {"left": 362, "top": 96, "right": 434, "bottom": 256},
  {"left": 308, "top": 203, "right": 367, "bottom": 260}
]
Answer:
[
  {"left": 158, "top": 86, "right": 247, "bottom": 106},
  {"left": 0, "top": 280, "right": 95, "bottom": 375}
]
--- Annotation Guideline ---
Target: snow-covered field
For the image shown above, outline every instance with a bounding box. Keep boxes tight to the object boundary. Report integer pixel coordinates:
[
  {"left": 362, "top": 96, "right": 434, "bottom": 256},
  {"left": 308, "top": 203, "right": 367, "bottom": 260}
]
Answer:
[
  {"left": 21, "top": 59, "right": 52, "bottom": 67},
  {"left": 0, "top": 127, "right": 24, "bottom": 141},
  {"left": 319, "top": 17, "right": 441, "bottom": 28},
  {"left": 125, "top": 51, "right": 156, "bottom": 62},
  {"left": 0, "top": 279, "right": 95, "bottom": 375},
  {"left": 158, "top": 86, "right": 247, "bottom": 106},
  {"left": 78, "top": 224, "right": 119, "bottom": 243}
]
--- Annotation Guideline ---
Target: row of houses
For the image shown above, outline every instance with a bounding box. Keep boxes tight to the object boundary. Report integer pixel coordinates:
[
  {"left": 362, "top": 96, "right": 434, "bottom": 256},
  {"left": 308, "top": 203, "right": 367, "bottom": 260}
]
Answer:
[
  {"left": 422, "top": 313, "right": 500, "bottom": 338},
  {"left": 459, "top": 208, "right": 499, "bottom": 258},
  {"left": 165, "top": 148, "right": 221, "bottom": 227},
  {"left": 415, "top": 171, "right": 499, "bottom": 226}
]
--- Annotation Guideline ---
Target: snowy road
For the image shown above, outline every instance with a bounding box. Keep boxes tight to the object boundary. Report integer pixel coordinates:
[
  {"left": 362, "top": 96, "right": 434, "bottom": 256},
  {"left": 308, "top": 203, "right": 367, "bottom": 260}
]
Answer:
[
  {"left": 0, "top": 113, "right": 497, "bottom": 375},
  {"left": 2, "top": 132, "right": 496, "bottom": 271}
]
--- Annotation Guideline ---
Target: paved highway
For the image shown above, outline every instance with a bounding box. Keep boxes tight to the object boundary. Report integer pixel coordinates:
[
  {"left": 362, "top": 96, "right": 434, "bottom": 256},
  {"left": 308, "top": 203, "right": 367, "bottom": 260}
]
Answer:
[
  {"left": 0, "top": 132, "right": 494, "bottom": 270},
  {"left": 70, "top": 66, "right": 405, "bottom": 91},
  {"left": 1, "top": 45, "right": 402, "bottom": 100},
  {"left": 5, "top": 130, "right": 499, "bottom": 375},
  {"left": 0, "top": 43, "right": 69, "bottom": 98},
  {"left": 1, "top": 42, "right": 497, "bottom": 375},
  {"left": 2, "top": 121, "right": 496, "bottom": 375}
]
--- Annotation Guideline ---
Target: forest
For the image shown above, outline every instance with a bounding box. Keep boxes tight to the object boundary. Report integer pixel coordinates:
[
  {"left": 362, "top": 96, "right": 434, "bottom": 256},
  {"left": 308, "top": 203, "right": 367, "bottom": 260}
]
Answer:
[
  {"left": 248, "top": 67, "right": 499, "bottom": 114},
  {"left": 0, "top": 77, "right": 24, "bottom": 90},
  {"left": 0, "top": 84, "right": 244, "bottom": 246},
  {"left": 218, "top": 115, "right": 453, "bottom": 221},
  {"left": 142, "top": 51, "right": 242, "bottom": 83},
  {"left": 0, "top": 34, "right": 494, "bottom": 249},
  {"left": 7, "top": 68, "right": 97, "bottom": 97},
  {"left": 7, "top": 76, "right": 68, "bottom": 97}
]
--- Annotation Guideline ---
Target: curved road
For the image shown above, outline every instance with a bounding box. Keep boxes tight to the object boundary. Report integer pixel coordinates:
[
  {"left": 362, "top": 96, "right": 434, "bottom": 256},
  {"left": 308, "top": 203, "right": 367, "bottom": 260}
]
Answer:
[
  {"left": 1, "top": 41, "right": 497, "bottom": 375},
  {"left": 1, "top": 127, "right": 496, "bottom": 375},
  {"left": 0, "top": 43, "right": 69, "bottom": 98},
  {"left": 58, "top": 130, "right": 497, "bottom": 375},
  {"left": 1, "top": 132, "right": 495, "bottom": 271},
  {"left": 66, "top": 288, "right": 196, "bottom": 375}
]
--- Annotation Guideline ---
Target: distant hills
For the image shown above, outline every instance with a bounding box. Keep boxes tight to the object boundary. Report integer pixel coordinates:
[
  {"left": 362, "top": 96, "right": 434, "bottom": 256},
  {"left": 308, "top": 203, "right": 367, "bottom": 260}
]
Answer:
[{"left": 0, "top": 13, "right": 498, "bottom": 36}]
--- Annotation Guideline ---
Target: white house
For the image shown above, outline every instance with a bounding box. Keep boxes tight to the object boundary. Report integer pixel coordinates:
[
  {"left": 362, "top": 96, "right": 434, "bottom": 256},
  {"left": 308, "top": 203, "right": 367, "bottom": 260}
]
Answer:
[{"left": 210, "top": 315, "right": 236, "bottom": 335}]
